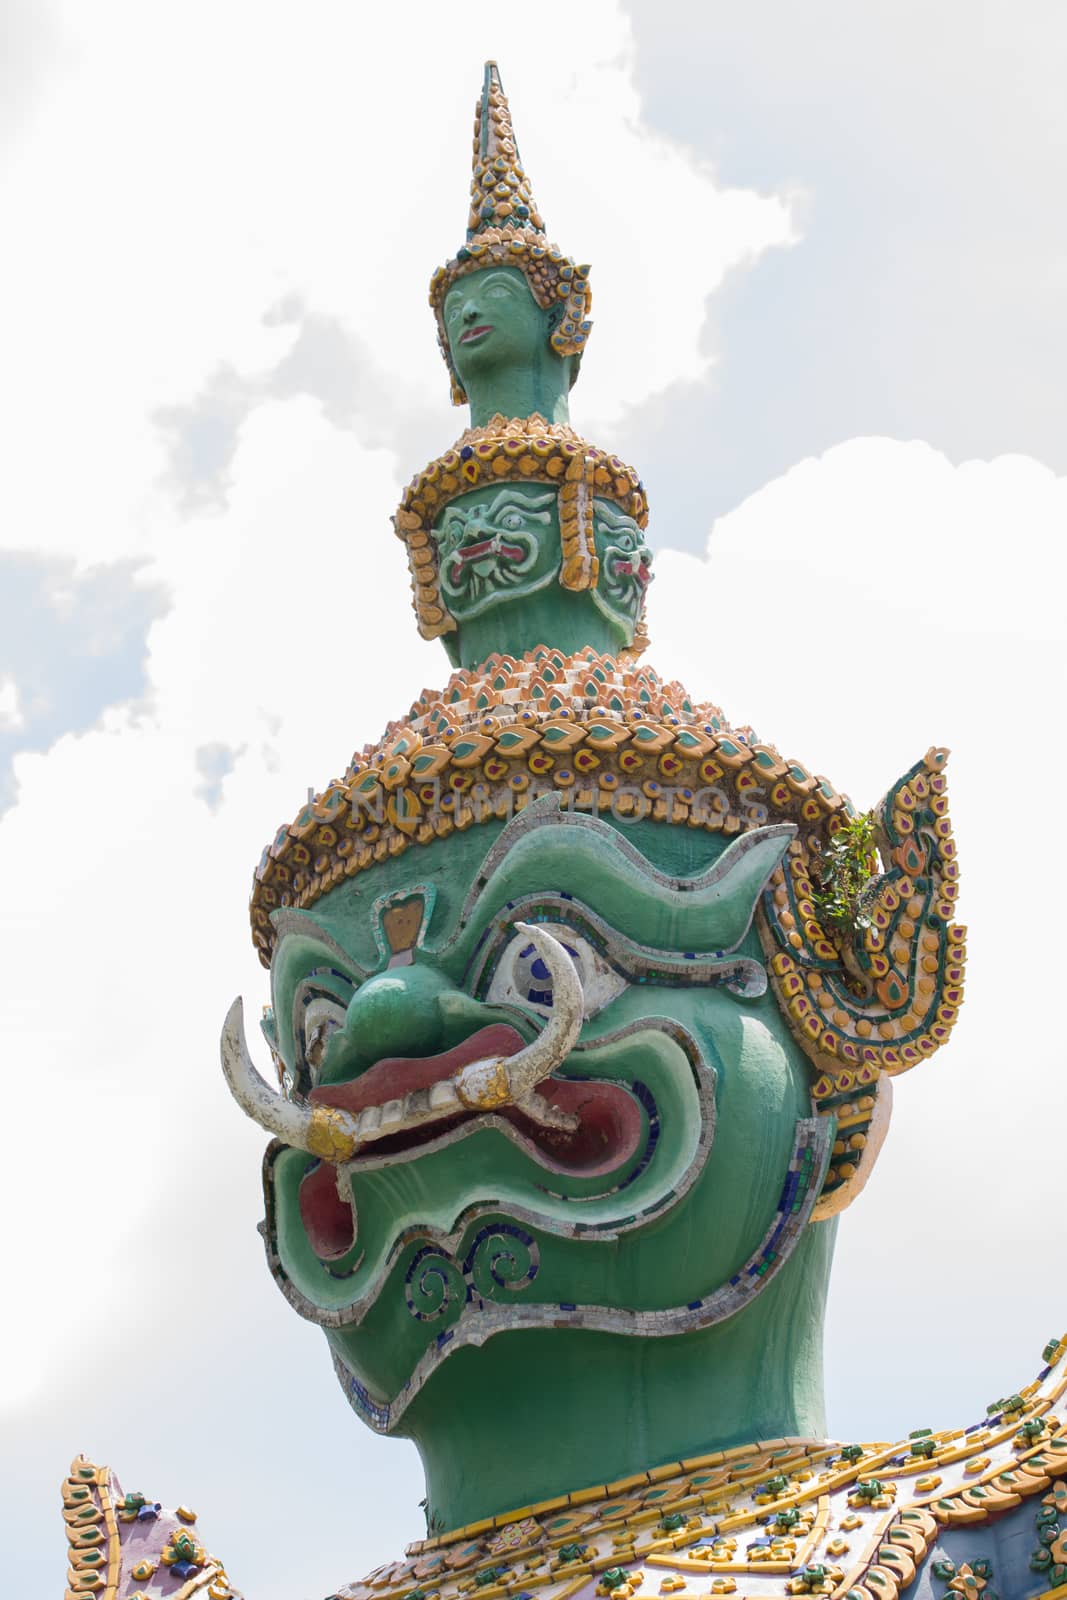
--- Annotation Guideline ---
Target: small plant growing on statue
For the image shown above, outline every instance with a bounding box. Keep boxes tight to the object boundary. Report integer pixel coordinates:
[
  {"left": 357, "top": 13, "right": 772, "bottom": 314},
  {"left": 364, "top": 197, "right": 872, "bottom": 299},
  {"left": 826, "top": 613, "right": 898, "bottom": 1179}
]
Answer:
[{"left": 811, "top": 812, "right": 880, "bottom": 936}]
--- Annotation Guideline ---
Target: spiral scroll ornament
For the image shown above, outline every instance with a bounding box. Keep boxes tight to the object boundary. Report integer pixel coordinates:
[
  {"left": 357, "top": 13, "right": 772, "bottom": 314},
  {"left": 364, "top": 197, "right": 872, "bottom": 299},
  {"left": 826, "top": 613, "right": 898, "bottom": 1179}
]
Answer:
[
  {"left": 464, "top": 1225, "right": 540, "bottom": 1301},
  {"left": 403, "top": 1226, "right": 540, "bottom": 1324},
  {"left": 404, "top": 1247, "right": 464, "bottom": 1323}
]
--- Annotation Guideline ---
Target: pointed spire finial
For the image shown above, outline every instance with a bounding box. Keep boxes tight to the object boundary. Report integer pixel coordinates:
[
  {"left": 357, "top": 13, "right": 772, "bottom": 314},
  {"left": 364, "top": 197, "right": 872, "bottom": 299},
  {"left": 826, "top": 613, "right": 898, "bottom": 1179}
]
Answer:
[
  {"left": 466, "top": 62, "right": 545, "bottom": 238},
  {"left": 429, "top": 62, "right": 593, "bottom": 407}
]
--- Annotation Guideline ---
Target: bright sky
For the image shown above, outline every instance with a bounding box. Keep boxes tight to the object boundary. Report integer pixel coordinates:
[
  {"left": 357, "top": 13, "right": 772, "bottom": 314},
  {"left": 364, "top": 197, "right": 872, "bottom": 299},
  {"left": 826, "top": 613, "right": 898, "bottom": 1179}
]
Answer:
[{"left": 3, "top": 3, "right": 1065, "bottom": 1597}]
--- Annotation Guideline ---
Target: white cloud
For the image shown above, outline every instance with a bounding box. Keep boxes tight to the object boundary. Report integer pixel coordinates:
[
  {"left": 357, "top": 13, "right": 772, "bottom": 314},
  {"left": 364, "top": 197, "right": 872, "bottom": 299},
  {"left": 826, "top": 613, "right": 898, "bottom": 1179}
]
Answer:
[
  {"left": 618, "top": 1, "right": 1067, "bottom": 526},
  {"left": 0, "top": 675, "right": 23, "bottom": 730},
  {"left": 0, "top": 0, "right": 794, "bottom": 579}
]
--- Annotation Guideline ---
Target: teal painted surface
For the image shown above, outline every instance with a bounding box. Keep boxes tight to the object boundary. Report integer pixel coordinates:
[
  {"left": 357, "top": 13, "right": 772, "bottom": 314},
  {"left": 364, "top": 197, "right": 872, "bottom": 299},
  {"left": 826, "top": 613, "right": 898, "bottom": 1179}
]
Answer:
[
  {"left": 265, "top": 816, "right": 836, "bottom": 1527},
  {"left": 406, "top": 1220, "right": 836, "bottom": 1533},
  {"left": 429, "top": 263, "right": 651, "bottom": 670},
  {"left": 433, "top": 482, "right": 629, "bottom": 669},
  {"left": 444, "top": 581, "right": 630, "bottom": 669},
  {"left": 906, "top": 1510, "right": 1046, "bottom": 1600},
  {"left": 444, "top": 267, "right": 574, "bottom": 429}
]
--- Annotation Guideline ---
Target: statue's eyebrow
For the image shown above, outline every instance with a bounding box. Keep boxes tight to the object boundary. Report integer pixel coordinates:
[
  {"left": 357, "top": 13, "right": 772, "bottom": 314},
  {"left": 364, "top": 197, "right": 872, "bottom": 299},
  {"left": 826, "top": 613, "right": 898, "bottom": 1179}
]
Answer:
[
  {"left": 470, "top": 268, "right": 520, "bottom": 290},
  {"left": 593, "top": 501, "right": 641, "bottom": 530},
  {"left": 268, "top": 911, "right": 373, "bottom": 997},
  {"left": 440, "top": 796, "right": 794, "bottom": 962},
  {"left": 488, "top": 487, "right": 555, "bottom": 511},
  {"left": 441, "top": 488, "right": 555, "bottom": 525},
  {"left": 443, "top": 268, "right": 518, "bottom": 309}
]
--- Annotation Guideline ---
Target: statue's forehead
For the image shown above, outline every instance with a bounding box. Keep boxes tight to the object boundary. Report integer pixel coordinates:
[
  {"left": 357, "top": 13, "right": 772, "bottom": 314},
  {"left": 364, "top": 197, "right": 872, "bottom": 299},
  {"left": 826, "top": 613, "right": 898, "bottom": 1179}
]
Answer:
[
  {"left": 443, "top": 264, "right": 532, "bottom": 307},
  {"left": 436, "top": 482, "right": 640, "bottom": 526},
  {"left": 285, "top": 821, "right": 509, "bottom": 970},
  {"left": 439, "top": 479, "right": 558, "bottom": 522},
  {"left": 272, "top": 814, "right": 746, "bottom": 980}
]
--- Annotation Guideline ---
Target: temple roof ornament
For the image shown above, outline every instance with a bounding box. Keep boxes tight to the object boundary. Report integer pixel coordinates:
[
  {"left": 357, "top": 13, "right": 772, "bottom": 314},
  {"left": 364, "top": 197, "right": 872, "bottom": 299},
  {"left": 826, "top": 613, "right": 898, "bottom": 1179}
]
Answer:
[{"left": 60, "top": 1457, "right": 240, "bottom": 1600}]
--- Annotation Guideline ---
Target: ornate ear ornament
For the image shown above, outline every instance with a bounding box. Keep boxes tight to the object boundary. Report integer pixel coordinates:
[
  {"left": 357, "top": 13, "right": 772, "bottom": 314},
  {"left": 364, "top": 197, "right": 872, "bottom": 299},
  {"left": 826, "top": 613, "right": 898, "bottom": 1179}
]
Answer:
[
  {"left": 393, "top": 415, "right": 648, "bottom": 640},
  {"left": 758, "top": 746, "right": 967, "bottom": 1214},
  {"left": 428, "top": 62, "right": 593, "bottom": 405}
]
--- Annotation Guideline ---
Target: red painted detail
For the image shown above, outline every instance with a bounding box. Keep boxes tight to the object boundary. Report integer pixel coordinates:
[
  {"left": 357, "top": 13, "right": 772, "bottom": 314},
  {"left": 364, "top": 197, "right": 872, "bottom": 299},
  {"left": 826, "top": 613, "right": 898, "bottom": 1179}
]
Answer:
[
  {"left": 311, "top": 1025, "right": 524, "bottom": 1115},
  {"left": 299, "top": 1159, "right": 357, "bottom": 1260},
  {"left": 308, "top": 1024, "right": 644, "bottom": 1179}
]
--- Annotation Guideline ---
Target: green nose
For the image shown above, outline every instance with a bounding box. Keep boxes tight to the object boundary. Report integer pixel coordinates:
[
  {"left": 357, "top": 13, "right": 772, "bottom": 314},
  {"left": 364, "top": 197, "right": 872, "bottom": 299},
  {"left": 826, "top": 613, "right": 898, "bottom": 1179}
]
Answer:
[{"left": 343, "top": 963, "right": 453, "bottom": 1067}]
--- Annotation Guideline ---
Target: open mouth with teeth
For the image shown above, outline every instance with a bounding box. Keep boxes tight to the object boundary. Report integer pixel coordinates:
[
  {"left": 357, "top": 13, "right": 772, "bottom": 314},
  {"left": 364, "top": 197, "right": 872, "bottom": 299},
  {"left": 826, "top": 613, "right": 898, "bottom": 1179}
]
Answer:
[
  {"left": 224, "top": 919, "right": 719, "bottom": 1292},
  {"left": 611, "top": 556, "right": 652, "bottom": 587},
  {"left": 448, "top": 537, "right": 527, "bottom": 584},
  {"left": 299, "top": 1023, "right": 643, "bottom": 1260}
]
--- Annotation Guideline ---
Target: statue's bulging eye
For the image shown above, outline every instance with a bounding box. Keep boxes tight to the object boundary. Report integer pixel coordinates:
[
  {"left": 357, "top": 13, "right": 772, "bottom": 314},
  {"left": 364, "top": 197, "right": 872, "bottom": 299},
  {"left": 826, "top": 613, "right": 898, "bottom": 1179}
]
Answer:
[
  {"left": 514, "top": 935, "right": 579, "bottom": 1006},
  {"left": 485, "top": 922, "right": 627, "bottom": 1021},
  {"left": 500, "top": 511, "right": 523, "bottom": 531}
]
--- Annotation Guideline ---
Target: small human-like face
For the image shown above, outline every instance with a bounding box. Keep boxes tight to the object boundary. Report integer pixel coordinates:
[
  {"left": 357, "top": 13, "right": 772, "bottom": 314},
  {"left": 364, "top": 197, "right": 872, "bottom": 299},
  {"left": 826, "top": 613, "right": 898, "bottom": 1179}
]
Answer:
[{"left": 443, "top": 267, "right": 549, "bottom": 386}]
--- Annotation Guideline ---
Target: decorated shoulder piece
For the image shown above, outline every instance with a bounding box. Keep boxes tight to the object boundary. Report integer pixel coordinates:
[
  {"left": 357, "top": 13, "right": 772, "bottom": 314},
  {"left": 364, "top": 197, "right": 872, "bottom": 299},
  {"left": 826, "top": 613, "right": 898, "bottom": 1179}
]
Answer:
[
  {"left": 329, "top": 1333, "right": 1067, "bottom": 1600},
  {"left": 60, "top": 1457, "right": 239, "bottom": 1600}
]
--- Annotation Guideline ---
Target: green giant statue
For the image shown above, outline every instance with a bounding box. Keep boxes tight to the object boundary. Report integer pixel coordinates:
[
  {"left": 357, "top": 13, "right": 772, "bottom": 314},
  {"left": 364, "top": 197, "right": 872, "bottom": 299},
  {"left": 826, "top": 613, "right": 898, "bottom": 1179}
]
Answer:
[{"left": 63, "top": 63, "right": 1067, "bottom": 1600}]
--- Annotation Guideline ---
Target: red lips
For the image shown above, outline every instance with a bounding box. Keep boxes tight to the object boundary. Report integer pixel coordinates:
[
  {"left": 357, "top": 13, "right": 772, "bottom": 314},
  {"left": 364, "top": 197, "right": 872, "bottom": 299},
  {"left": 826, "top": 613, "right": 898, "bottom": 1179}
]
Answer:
[
  {"left": 310, "top": 1025, "right": 523, "bottom": 1116},
  {"left": 449, "top": 538, "right": 526, "bottom": 584},
  {"left": 614, "top": 558, "right": 652, "bottom": 587},
  {"left": 299, "top": 1025, "right": 644, "bottom": 1261}
]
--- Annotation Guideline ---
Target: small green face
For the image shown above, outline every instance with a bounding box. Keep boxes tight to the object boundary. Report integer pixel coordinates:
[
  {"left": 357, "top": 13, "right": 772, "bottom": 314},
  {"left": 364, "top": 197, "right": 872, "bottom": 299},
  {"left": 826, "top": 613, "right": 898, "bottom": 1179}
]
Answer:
[
  {"left": 443, "top": 267, "right": 553, "bottom": 392},
  {"left": 437, "top": 484, "right": 559, "bottom": 620},
  {"left": 262, "top": 804, "right": 824, "bottom": 1435},
  {"left": 592, "top": 502, "right": 653, "bottom": 631},
  {"left": 433, "top": 485, "right": 648, "bottom": 664}
]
